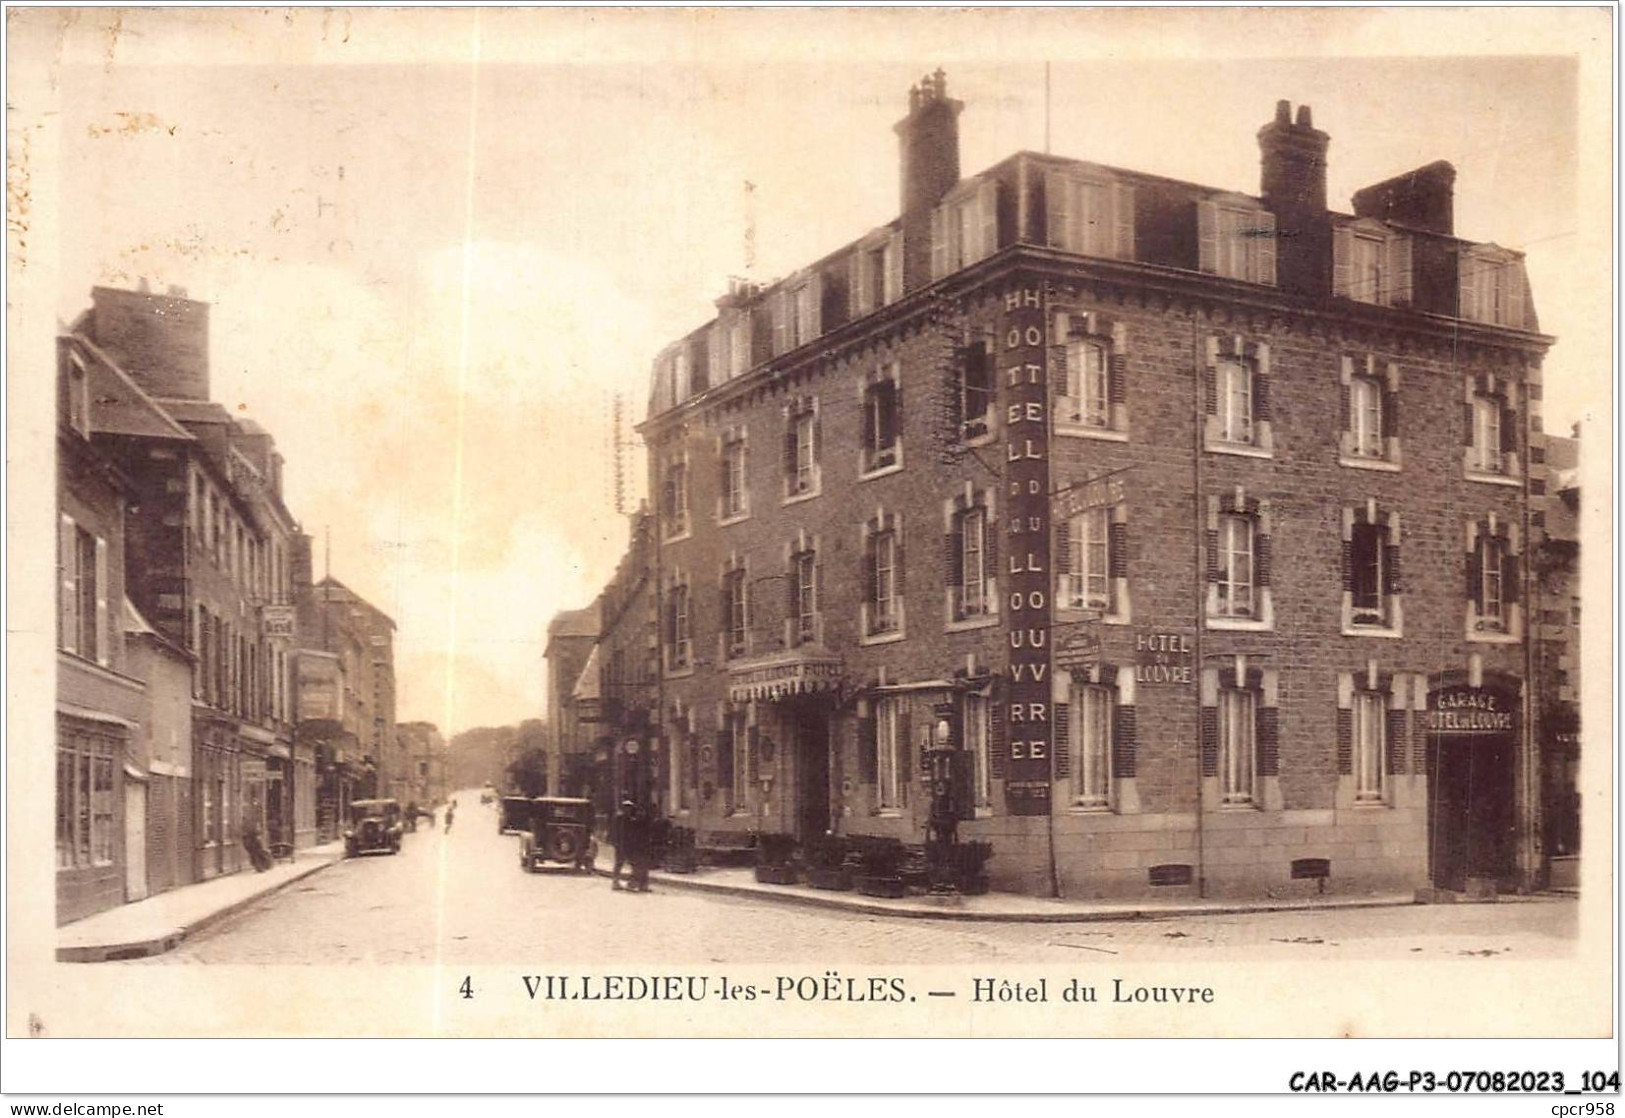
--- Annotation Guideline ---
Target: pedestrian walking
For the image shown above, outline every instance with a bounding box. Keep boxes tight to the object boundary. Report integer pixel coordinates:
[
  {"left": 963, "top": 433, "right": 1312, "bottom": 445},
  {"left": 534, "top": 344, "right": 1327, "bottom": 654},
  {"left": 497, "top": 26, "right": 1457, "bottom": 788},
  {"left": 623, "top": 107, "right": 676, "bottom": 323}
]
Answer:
[
  {"left": 444, "top": 798, "right": 457, "bottom": 834},
  {"left": 631, "top": 808, "right": 663, "bottom": 893},
  {"left": 611, "top": 799, "right": 636, "bottom": 891}
]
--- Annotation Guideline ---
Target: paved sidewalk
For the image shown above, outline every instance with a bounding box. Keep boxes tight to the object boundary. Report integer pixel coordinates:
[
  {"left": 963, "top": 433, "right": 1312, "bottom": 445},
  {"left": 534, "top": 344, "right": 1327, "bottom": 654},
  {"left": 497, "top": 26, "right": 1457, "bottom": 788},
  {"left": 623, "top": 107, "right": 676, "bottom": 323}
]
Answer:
[
  {"left": 589, "top": 847, "right": 1570, "bottom": 924},
  {"left": 57, "top": 841, "right": 346, "bottom": 962}
]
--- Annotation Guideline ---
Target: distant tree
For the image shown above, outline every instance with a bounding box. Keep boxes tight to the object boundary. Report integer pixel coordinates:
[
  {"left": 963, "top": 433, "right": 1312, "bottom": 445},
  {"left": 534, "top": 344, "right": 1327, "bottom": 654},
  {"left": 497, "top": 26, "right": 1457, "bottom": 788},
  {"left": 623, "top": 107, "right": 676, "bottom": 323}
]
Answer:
[{"left": 506, "top": 747, "right": 549, "bottom": 797}]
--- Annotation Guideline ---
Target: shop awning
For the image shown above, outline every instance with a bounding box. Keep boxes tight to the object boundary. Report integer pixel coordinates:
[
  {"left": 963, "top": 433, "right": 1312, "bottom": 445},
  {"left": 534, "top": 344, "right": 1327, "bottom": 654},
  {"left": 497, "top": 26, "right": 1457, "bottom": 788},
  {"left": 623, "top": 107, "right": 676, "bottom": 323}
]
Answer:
[{"left": 727, "top": 648, "right": 845, "bottom": 703}]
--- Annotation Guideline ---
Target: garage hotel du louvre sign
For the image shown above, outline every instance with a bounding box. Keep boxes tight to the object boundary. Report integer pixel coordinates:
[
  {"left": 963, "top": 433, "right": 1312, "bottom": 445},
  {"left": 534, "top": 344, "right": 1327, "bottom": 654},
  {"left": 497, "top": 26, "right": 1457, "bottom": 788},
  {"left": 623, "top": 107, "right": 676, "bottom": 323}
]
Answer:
[{"left": 1422, "top": 684, "right": 1516, "bottom": 736}]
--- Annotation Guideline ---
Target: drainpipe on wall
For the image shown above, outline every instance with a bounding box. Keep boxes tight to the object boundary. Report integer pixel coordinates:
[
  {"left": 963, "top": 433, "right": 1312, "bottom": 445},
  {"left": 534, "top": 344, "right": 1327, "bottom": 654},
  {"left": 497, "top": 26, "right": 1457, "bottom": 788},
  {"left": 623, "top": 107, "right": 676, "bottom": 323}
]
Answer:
[{"left": 1191, "top": 315, "right": 1208, "bottom": 899}]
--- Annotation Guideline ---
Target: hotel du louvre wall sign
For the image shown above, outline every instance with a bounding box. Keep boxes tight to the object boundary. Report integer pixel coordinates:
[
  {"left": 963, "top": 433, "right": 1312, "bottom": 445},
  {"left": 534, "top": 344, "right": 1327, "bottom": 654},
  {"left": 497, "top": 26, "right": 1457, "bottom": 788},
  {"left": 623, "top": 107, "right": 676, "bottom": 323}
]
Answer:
[
  {"left": 1422, "top": 684, "right": 1517, "bottom": 736},
  {"left": 1002, "top": 286, "right": 1052, "bottom": 817}
]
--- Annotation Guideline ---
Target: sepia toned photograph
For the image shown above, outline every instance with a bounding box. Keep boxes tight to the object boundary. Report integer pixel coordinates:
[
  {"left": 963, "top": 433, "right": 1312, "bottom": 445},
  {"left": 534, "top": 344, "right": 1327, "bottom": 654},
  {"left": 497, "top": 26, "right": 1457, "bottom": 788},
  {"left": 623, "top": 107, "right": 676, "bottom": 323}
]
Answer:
[{"left": 4, "top": 5, "right": 1615, "bottom": 1066}]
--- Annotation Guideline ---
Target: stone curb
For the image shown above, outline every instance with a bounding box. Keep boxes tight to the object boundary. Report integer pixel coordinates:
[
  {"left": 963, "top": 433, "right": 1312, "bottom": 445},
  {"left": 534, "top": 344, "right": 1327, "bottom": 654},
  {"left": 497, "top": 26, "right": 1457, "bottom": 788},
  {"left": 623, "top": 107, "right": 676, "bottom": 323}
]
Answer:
[
  {"left": 56, "top": 853, "right": 344, "bottom": 963},
  {"left": 588, "top": 863, "right": 1437, "bottom": 924}
]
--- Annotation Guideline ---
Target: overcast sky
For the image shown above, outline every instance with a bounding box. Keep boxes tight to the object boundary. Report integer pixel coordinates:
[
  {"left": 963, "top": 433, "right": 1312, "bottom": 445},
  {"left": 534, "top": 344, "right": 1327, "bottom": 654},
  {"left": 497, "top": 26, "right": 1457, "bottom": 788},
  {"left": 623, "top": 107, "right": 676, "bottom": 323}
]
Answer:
[{"left": 13, "top": 8, "right": 1605, "bottom": 735}]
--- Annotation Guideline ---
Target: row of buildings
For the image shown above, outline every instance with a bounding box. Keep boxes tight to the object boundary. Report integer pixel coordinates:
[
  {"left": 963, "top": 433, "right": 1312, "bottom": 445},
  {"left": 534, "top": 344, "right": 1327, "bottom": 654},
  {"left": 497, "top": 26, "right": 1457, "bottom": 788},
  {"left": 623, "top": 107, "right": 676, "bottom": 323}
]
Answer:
[
  {"left": 548, "top": 74, "right": 1583, "bottom": 899},
  {"left": 55, "top": 283, "right": 449, "bottom": 924}
]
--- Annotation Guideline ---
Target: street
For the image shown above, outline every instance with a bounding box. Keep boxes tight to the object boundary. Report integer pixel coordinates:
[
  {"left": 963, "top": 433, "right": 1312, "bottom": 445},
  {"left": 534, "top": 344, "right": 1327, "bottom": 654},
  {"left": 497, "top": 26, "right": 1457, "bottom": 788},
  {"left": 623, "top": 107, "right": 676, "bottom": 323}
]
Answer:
[{"left": 135, "top": 794, "right": 1579, "bottom": 966}]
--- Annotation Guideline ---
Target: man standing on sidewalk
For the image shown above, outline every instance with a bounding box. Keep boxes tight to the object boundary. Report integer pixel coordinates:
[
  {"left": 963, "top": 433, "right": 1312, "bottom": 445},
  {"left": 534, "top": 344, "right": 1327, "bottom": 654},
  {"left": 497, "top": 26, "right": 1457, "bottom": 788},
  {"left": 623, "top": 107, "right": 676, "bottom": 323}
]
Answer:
[{"left": 611, "top": 799, "right": 636, "bottom": 891}]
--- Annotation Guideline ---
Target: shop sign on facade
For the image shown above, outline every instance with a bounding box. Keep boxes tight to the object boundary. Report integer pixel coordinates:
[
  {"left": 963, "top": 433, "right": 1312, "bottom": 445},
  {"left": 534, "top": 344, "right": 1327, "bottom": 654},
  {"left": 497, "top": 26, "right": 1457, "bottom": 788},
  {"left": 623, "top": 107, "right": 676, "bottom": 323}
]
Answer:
[
  {"left": 262, "top": 604, "right": 296, "bottom": 639},
  {"left": 1422, "top": 685, "right": 1516, "bottom": 736},
  {"left": 1000, "top": 285, "right": 1052, "bottom": 816}
]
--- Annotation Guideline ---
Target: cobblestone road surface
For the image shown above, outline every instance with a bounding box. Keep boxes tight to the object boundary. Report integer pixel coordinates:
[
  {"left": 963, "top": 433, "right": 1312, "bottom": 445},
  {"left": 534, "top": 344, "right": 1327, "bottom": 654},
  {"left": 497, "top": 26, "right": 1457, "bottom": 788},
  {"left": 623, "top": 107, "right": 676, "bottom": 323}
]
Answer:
[{"left": 139, "top": 795, "right": 1577, "bottom": 966}]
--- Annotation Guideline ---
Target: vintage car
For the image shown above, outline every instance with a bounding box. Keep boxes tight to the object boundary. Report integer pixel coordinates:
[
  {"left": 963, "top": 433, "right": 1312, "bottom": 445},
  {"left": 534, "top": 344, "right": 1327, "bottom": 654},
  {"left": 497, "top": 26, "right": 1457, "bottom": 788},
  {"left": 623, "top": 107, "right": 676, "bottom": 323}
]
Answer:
[
  {"left": 519, "top": 797, "right": 597, "bottom": 873},
  {"left": 344, "top": 798, "right": 404, "bottom": 857},
  {"left": 498, "top": 795, "right": 533, "bottom": 834}
]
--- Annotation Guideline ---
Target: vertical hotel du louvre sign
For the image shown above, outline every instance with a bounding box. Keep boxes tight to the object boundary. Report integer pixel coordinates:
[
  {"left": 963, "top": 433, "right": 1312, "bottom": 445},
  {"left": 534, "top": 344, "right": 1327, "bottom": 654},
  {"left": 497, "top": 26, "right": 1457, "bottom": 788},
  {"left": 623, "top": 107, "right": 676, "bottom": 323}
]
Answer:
[{"left": 1002, "top": 286, "right": 1051, "bottom": 816}]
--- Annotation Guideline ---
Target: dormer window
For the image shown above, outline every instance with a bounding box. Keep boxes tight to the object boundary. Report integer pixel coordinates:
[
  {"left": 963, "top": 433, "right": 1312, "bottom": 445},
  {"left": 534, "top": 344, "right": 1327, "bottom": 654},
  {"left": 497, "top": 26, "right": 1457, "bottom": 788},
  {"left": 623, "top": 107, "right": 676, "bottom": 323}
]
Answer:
[
  {"left": 930, "top": 179, "right": 999, "bottom": 280},
  {"left": 1458, "top": 245, "right": 1530, "bottom": 329},
  {"left": 1333, "top": 220, "right": 1414, "bottom": 307},
  {"left": 850, "top": 230, "right": 904, "bottom": 318},
  {"left": 1045, "top": 170, "right": 1135, "bottom": 260},
  {"left": 1197, "top": 196, "right": 1277, "bottom": 285}
]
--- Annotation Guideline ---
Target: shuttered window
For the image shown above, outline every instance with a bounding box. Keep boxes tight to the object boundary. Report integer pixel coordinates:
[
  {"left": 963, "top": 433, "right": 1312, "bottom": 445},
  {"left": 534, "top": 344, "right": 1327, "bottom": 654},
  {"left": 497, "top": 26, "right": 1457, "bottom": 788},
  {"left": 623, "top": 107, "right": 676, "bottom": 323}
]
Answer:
[
  {"left": 1458, "top": 247, "right": 1530, "bottom": 329},
  {"left": 1046, "top": 171, "right": 1135, "bottom": 260},
  {"left": 876, "top": 697, "right": 905, "bottom": 810},
  {"left": 1217, "top": 358, "right": 1255, "bottom": 445},
  {"left": 1354, "top": 692, "right": 1387, "bottom": 803},
  {"left": 1198, "top": 201, "right": 1277, "bottom": 284},
  {"left": 1334, "top": 223, "right": 1414, "bottom": 306},
  {"left": 1216, "top": 514, "right": 1255, "bottom": 619},
  {"left": 792, "top": 550, "right": 818, "bottom": 646},
  {"left": 930, "top": 180, "right": 999, "bottom": 280},
  {"left": 1349, "top": 376, "right": 1385, "bottom": 458},
  {"left": 1471, "top": 395, "right": 1504, "bottom": 473},
  {"left": 861, "top": 370, "right": 901, "bottom": 475},
  {"left": 965, "top": 692, "right": 991, "bottom": 809},
  {"left": 1073, "top": 684, "right": 1113, "bottom": 808}
]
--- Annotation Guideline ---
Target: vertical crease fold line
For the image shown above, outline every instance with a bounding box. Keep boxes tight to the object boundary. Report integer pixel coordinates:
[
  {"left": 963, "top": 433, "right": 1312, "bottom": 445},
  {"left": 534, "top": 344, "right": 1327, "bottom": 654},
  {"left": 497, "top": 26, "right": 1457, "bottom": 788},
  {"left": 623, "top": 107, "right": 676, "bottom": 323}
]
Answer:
[{"left": 434, "top": 7, "right": 482, "bottom": 1039}]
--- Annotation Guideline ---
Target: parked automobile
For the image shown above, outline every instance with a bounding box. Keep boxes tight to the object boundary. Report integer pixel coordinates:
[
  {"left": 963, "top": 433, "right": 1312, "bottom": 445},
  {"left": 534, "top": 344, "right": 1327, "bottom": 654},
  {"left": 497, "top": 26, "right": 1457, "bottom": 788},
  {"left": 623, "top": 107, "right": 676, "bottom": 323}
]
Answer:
[
  {"left": 498, "top": 795, "right": 532, "bottom": 834},
  {"left": 344, "top": 799, "right": 404, "bottom": 857},
  {"left": 519, "top": 797, "right": 597, "bottom": 873}
]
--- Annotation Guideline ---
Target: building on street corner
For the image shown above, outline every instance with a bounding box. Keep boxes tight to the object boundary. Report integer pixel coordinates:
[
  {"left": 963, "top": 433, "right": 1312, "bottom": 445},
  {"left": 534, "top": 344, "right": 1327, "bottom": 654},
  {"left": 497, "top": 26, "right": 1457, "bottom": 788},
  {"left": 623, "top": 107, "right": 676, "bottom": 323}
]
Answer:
[
  {"left": 544, "top": 602, "right": 600, "bottom": 800},
  {"left": 612, "top": 74, "right": 1560, "bottom": 900}
]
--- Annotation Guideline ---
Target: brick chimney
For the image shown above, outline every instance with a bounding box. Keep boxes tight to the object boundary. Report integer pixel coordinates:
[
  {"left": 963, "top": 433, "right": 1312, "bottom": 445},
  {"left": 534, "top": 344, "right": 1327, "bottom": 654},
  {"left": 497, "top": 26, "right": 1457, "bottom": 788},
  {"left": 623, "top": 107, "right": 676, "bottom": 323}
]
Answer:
[
  {"left": 1258, "top": 100, "right": 1331, "bottom": 295},
  {"left": 1351, "top": 160, "right": 1456, "bottom": 235},
  {"left": 895, "top": 68, "right": 963, "bottom": 291},
  {"left": 88, "top": 285, "right": 211, "bottom": 400}
]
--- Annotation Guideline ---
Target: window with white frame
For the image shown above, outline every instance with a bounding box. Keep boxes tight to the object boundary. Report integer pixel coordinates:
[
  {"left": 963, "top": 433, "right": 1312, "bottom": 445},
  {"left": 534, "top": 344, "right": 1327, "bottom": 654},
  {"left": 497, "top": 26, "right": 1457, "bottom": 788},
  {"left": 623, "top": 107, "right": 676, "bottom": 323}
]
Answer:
[
  {"left": 1216, "top": 357, "right": 1255, "bottom": 445},
  {"left": 850, "top": 231, "right": 904, "bottom": 317},
  {"left": 1349, "top": 521, "right": 1390, "bottom": 628},
  {"left": 867, "top": 527, "right": 900, "bottom": 636},
  {"left": 964, "top": 692, "right": 991, "bottom": 809},
  {"left": 1218, "top": 687, "right": 1257, "bottom": 805},
  {"left": 1198, "top": 200, "right": 1278, "bottom": 285},
  {"left": 791, "top": 549, "right": 818, "bottom": 646},
  {"left": 791, "top": 279, "right": 820, "bottom": 349},
  {"left": 664, "top": 579, "right": 692, "bottom": 671},
  {"left": 1470, "top": 393, "right": 1504, "bottom": 473},
  {"left": 728, "top": 314, "right": 751, "bottom": 379},
  {"left": 1349, "top": 374, "right": 1385, "bottom": 458},
  {"left": 1476, "top": 535, "right": 1508, "bottom": 632},
  {"left": 1073, "top": 683, "right": 1114, "bottom": 809},
  {"left": 1064, "top": 507, "right": 1112, "bottom": 613},
  {"left": 1353, "top": 691, "right": 1387, "bottom": 803},
  {"left": 784, "top": 401, "right": 820, "bottom": 499},
  {"left": 1215, "top": 514, "right": 1255, "bottom": 619},
  {"left": 1334, "top": 221, "right": 1414, "bottom": 307},
  {"left": 1046, "top": 171, "right": 1135, "bottom": 260},
  {"left": 720, "top": 431, "right": 748, "bottom": 521},
  {"left": 861, "top": 368, "right": 901, "bottom": 475},
  {"left": 876, "top": 696, "right": 904, "bottom": 810},
  {"left": 952, "top": 505, "right": 990, "bottom": 620},
  {"left": 1060, "top": 339, "right": 1111, "bottom": 429},
  {"left": 723, "top": 568, "right": 749, "bottom": 660}
]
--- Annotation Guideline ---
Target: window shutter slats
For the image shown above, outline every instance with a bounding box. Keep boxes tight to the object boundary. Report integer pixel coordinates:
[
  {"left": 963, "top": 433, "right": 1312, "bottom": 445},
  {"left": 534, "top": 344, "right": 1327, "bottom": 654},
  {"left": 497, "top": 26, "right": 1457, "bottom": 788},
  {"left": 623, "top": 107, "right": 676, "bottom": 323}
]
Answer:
[
  {"left": 1381, "top": 382, "right": 1398, "bottom": 438},
  {"left": 1501, "top": 402, "right": 1519, "bottom": 455},
  {"left": 897, "top": 709, "right": 913, "bottom": 802},
  {"left": 864, "top": 536, "right": 879, "bottom": 606},
  {"left": 1384, "top": 542, "right": 1402, "bottom": 594},
  {"left": 849, "top": 250, "right": 868, "bottom": 318},
  {"left": 1051, "top": 332, "right": 1073, "bottom": 397},
  {"left": 1332, "top": 224, "right": 1354, "bottom": 297},
  {"left": 1054, "top": 516, "right": 1072, "bottom": 575},
  {"left": 988, "top": 697, "right": 1006, "bottom": 780},
  {"left": 1387, "top": 234, "right": 1414, "bottom": 306},
  {"left": 806, "top": 272, "right": 823, "bottom": 340},
  {"left": 1462, "top": 402, "right": 1475, "bottom": 447},
  {"left": 1340, "top": 535, "right": 1354, "bottom": 592},
  {"left": 1205, "top": 528, "right": 1220, "bottom": 583},
  {"left": 978, "top": 179, "right": 999, "bottom": 262},
  {"left": 1385, "top": 709, "right": 1406, "bottom": 776},
  {"left": 1255, "top": 211, "right": 1277, "bottom": 286},
  {"left": 885, "top": 234, "right": 903, "bottom": 303},
  {"left": 783, "top": 421, "right": 797, "bottom": 490},
  {"left": 1196, "top": 201, "right": 1218, "bottom": 273},
  {"left": 1506, "top": 259, "right": 1529, "bottom": 330},
  {"left": 1112, "top": 703, "right": 1136, "bottom": 779},
  {"left": 59, "top": 515, "right": 78, "bottom": 655},
  {"left": 1336, "top": 708, "right": 1353, "bottom": 775},
  {"left": 1107, "top": 353, "right": 1127, "bottom": 405},
  {"left": 984, "top": 518, "right": 998, "bottom": 586},
  {"left": 1046, "top": 172, "right": 1072, "bottom": 250},
  {"left": 945, "top": 526, "right": 964, "bottom": 598},
  {"left": 1108, "top": 520, "right": 1127, "bottom": 580},
  {"left": 948, "top": 347, "right": 965, "bottom": 438},
  {"left": 1457, "top": 249, "right": 1481, "bottom": 321},
  {"left": 1256, "top": 528, "right": 1272, "bottom": 587},
  {"left": 1257, "top": 706, "right": 1279, "bottom": 776},
  {"left": 1253, "top": 364, "right": 1271, "bottom": 422},
  {"left": 1199, "top": 704, "right": 1218, "bottom": 777},
  {"left": 1112, "top": 182, "right": 1135, "bottom": 260},
  {"left": 1502, "top": 548, "right": 1520, "bottom": 605},
  {"left": 1466, "top": 541, "right": 1483, "bottom": 608},
  {"left": 1053, "top": 701, "right": 1071, "bottom": 779},
  {"left": 94, "top": 536, "right": 109, "bottom": 666}
]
